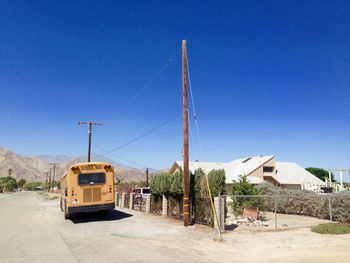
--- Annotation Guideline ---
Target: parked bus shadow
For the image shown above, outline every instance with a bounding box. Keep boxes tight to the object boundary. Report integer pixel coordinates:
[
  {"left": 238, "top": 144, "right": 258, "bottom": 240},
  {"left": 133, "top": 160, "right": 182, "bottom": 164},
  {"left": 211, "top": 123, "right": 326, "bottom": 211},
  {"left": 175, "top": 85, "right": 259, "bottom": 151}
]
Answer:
[{"left": 70, "top": 210, "right": 133, "bottom": 224}]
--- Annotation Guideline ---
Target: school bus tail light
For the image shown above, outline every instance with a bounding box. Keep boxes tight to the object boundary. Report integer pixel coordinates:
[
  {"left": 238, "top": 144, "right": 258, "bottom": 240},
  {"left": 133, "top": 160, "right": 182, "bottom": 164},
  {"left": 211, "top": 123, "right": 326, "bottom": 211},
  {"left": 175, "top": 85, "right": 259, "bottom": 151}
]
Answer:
[
  {"left": 71, "top": 167, "right": 80, "bottom": 174},
  {"left": 104, "top": 165, "right": 112, "bottom": 172}
]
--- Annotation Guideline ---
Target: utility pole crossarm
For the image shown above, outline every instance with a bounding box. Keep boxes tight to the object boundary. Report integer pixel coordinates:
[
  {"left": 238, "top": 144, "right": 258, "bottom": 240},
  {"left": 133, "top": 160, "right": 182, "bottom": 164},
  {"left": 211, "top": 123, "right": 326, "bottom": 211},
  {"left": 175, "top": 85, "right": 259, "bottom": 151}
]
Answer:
[{"left": 78, "top": 121, "right": 103, "bottom": 126}]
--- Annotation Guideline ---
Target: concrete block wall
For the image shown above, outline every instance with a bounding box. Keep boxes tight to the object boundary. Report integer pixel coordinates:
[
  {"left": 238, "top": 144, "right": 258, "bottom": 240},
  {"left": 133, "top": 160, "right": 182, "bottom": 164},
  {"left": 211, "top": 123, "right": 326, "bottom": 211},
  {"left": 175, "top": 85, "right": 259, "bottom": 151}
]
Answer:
[
  {"left": 129, "top": 193, "right": 135, "bottom": 210},
  {"left": 121, "top": 193, "right": 126, "bottom": 209},
  {"left": 145, "top": 194, "right": 151, "bottom": 214},
  {"left": 162, "top": 195, "right": 167, "bottom": 217}
]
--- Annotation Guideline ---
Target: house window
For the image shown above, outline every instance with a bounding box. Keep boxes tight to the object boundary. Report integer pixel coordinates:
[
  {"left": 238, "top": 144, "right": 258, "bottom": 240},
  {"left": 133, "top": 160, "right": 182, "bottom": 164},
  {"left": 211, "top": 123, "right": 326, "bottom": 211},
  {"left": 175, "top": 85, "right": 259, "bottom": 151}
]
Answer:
[{"left": 263, "top": 166, "right": 274, "bottom": 173}]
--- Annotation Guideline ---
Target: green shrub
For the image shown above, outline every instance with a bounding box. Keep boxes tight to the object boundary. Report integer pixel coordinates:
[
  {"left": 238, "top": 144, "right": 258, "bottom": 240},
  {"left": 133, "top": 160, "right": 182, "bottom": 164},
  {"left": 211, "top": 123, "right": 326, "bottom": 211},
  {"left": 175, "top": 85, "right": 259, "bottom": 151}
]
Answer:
[
  {"left": 231, "top": 175, "right": 265, "bottom": 217},
  {"left": 150, "top": 171, "right": 183, "bottom": 197},
  {"left": 23, "top": 182, "right": 42, "bottom": 191},
  {"left": 311, "top": 223, "right": 350, "bottom": 235},
  {"left": 0, "top": 176, "right": 18, "bottom": 192},
  {"left": 170, "top": 171, "right": 183, "bottom": 196},
  {"left": 207, "top": 169, "right": 226, "bottom": 197},
  {"left": 17, "top": 179, "right": 26, "bottom": 188}
]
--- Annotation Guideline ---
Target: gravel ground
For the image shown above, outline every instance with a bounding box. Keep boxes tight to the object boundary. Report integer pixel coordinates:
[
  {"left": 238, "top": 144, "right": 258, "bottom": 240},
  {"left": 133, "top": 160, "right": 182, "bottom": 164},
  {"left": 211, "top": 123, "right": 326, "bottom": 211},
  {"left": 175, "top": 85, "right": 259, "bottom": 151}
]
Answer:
[{"left": 0, "top": 192, "right": 349, "bottom": 263}]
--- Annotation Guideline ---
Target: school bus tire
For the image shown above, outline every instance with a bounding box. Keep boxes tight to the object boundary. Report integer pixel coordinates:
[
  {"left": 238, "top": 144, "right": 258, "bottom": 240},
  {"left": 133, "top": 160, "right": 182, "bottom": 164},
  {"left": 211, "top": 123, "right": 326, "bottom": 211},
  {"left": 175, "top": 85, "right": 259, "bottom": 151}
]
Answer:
[
  {"left": 60, "top": 198, "right": 64, "bottom": 212},
  {"left": 64, "top": 201, "right": 70, "bottom": 220}
]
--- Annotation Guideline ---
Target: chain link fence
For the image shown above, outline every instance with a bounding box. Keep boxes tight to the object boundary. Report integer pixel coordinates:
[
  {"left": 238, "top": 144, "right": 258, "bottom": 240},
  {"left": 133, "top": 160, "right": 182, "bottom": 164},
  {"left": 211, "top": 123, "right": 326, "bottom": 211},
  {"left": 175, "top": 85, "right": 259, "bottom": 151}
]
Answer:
[{"left": 226, "top": 193, "right": 350, "bottom": 231}]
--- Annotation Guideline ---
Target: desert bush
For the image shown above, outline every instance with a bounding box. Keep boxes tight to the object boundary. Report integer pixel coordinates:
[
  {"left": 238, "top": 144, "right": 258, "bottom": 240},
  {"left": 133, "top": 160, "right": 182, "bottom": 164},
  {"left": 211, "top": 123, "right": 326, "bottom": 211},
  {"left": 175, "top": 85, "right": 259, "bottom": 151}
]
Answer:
[
  {"left": 257, "top": 183, "right": 350, "bottom": 223},
  {"left": 331, "top": 191, "right": 350, "bottom": 223}
]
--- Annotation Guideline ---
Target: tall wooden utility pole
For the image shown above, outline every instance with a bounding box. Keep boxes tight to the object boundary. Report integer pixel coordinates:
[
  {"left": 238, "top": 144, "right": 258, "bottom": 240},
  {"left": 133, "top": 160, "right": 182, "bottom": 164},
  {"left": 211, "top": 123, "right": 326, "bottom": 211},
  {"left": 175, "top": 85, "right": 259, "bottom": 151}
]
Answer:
[
  {"left": 48, "top": 168, "right": 52, "bottom": 193},
  {"left": 182, "top": 40, "right": 190, "bottom": 226},
  {"left": 145, "top": 168, "right": 149, "bottom": 187},
  {"left": 50, "top": 163, "right": 58, "bottom": 193},
  {"left": 45, "top": 172, "right": 48, "bottom": 191},
  {"left": 78, "top": 121, "right": 103, "bottom": 162}
]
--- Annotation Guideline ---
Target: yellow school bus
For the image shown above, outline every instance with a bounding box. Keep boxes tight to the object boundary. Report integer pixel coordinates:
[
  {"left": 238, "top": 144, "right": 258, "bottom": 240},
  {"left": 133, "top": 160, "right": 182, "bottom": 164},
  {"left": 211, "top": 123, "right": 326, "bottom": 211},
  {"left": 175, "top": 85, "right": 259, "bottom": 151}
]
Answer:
[{"left": 60, "top": 162, "right": 115, "bottom": 219}]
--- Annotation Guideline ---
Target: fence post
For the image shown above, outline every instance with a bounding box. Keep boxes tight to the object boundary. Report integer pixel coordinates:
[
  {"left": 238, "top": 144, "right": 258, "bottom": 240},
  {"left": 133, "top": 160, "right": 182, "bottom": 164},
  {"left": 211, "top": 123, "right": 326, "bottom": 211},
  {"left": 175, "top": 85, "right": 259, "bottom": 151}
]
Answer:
[
  {"left": 145, "top": 194, "right": 151, "bottom": 214},
  {"left": 121, "top": 193, "right": 126, "bottom": 208},
  {"left": 129, "top": 193, "right": 135, "bottom": 210},
  {"left": 328, "top": 196, "right": 333, "bottom": 221},
  {"left": 162, "top": 195, "right": 168, "bottom": 217},
  {"left": 274, "top": 196, "right": 277, "bottom": 231},
  {"left": 214, "top": 196, "right": 225, "bottom": 232}
]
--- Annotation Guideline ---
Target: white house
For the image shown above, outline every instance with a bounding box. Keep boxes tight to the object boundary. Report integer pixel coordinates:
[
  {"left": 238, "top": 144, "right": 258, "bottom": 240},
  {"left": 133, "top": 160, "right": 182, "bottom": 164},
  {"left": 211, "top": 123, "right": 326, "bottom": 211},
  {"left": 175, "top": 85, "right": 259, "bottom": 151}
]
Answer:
[{"left": 169, "top": 155, "right": 325, "bottom": 190}]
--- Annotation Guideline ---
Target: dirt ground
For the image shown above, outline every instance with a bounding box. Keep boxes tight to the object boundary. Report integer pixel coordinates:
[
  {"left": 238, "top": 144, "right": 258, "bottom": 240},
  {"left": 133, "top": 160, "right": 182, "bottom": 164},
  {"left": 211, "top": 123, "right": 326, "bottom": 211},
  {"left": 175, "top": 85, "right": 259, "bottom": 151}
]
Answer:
[
  {"left": 0, "top": 192, "right": 349, "bottom": 263},
  {"left": 225, "top": 209, "right": 332, "bottom": 231}
]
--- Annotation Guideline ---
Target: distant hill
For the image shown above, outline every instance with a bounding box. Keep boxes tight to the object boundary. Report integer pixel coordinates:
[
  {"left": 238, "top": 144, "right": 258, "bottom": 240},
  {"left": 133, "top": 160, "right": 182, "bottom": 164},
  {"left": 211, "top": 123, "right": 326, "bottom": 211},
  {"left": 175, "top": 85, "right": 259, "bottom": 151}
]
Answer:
[{"left": 0, "top": 147, "right": 148, "bottom": 183}]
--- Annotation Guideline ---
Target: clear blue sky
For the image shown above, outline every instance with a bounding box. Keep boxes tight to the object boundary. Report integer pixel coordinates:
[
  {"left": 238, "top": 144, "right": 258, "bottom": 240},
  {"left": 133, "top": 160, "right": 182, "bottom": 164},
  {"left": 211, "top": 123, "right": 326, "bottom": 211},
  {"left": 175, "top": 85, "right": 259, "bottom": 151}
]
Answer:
[{"left": 1, "top": 1, "right": 349, "bottom": 177}]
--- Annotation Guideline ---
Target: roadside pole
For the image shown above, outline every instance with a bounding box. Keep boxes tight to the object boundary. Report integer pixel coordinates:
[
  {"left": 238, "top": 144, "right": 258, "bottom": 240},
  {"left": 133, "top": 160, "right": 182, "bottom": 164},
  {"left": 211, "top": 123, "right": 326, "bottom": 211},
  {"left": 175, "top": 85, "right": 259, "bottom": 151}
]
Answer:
[
  {"left": 182, "top": 39, "right": 190, "bottom": 227},
  {"left": 274, "top": 196, "right": 277, "bottom": 231}
]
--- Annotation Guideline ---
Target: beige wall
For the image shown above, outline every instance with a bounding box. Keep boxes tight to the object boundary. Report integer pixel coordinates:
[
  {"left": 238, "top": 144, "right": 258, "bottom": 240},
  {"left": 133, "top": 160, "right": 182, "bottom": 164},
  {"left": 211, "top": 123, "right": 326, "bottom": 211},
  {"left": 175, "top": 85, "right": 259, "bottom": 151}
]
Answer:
[{"left": 249, "top": 157, "right": 276, "bottom": 179}]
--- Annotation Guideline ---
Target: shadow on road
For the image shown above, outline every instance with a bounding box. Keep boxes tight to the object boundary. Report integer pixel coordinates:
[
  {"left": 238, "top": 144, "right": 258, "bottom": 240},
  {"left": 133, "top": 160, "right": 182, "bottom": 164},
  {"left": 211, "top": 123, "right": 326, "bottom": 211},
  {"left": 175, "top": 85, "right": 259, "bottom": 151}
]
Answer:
[{"left": 70, "top": 210, "right": 133, "bottom": 224}]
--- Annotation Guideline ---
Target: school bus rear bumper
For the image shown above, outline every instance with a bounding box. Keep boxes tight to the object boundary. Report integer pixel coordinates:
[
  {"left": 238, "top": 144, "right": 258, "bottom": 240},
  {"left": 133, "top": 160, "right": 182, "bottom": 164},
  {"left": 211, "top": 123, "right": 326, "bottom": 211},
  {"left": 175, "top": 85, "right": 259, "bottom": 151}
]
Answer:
[{"left": 68, "top": 203, "right": 115, "bottom": 213}]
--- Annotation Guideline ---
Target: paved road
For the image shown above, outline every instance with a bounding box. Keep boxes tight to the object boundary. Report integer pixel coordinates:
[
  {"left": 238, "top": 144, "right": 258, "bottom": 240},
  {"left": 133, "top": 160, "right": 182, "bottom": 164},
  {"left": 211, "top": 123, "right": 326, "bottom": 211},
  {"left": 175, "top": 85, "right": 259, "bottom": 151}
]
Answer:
[
  {"left": 0, "top": 192, "right": 228, "bottom": 263},
  {"left": 1, "top": 192, "right": 350, "bottom": 263}
]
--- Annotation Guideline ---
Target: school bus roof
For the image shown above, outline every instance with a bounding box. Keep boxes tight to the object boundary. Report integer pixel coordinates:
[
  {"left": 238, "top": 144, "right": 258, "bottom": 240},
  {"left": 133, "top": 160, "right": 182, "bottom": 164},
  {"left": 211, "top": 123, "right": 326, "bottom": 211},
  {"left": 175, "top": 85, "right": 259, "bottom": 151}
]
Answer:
[
  {"left": 60, "top": 162, "right": 114, "bottom": 181},
  {"left": 69, "top": 162, "right": 113, "bottom": 169}
]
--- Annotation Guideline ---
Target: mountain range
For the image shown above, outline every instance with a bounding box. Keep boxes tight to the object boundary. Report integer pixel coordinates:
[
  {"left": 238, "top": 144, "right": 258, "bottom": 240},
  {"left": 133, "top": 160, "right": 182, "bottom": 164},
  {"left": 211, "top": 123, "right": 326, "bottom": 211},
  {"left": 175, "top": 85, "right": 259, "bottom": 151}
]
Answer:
[{"left": 0, "top": 147, "right": 149, "bottom": 183}]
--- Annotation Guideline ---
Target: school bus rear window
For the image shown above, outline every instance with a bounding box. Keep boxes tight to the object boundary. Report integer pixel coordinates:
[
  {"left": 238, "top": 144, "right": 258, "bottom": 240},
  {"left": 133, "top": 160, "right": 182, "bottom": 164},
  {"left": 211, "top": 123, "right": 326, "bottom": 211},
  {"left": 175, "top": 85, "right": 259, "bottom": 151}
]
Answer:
[{"left": 78, "top": 173, "right": 106, "bottom": 185}]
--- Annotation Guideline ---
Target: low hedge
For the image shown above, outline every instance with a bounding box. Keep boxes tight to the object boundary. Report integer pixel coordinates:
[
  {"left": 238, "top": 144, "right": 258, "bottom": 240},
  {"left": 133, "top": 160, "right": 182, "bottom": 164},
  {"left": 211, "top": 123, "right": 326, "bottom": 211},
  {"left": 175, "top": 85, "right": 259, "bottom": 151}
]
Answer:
[{"left": 257, "top": 183, "right": 350, "bottom": 223}]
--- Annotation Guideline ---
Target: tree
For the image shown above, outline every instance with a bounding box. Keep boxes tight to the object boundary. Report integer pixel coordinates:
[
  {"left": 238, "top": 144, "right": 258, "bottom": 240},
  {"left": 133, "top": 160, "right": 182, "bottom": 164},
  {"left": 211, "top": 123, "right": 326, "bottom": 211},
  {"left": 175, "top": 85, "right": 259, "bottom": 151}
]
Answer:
[
  {"left": 207, "top": 169, "right": 226, "bottom": 197},
  {"left": 192, "top": 168, "right": 205, "bottom": 199},
  {"left": 306, "top": 167, "right": 335, "bottom": 182},
  {"left": 170, "top": 171, "right": 183, "bottom": 196},
  {"left": 231, "top": 175, "right": 265, "bottom": 217},
  {"left": 0, "top": 176, "right": 18, "bottom": 192},
  {"left": 17, "top": 179, "right": 26, "bottom": 188}
]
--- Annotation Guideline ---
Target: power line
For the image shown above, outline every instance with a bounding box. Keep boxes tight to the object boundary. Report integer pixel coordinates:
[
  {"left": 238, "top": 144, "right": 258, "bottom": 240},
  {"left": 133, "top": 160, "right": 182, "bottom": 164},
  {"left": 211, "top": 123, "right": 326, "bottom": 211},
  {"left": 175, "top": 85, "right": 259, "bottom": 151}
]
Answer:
[
  {"left": 92, "top": 146, "right": 161, "bottom": 172},
  {"left": 188, "top": 109, "right": 198, "bottom": 160},
  {"left": 186, "top": 51, "right": 207, "bottom": 161},
  {"left": 108, "top": 48, "right": 181, "bottom": 121},
  {"left": 98, "top": 113, "right": 181, "bottom": 157},
  {"left": 93, "top": 145, "right": 147, "bottom": 168}
]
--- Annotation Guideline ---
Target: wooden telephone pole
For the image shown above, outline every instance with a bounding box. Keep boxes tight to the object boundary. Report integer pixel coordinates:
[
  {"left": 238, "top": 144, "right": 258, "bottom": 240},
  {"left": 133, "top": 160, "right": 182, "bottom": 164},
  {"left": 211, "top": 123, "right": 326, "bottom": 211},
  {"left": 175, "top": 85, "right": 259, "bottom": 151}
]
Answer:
[
  {"left": 50, "top": 163, "right": 58, "bottom": 193},
  {"left": 45, "top": 172, "right": 48, "bottom": 191},
  {"left": 78, "top": 121, "right": 103, "bottom": 162},
  {"left": 182, "top": 40, "right": 190, "bottom": 226},
  {"left": 145, "top": 168, "right": 149, "bottom": 187},
  {"left": 48, "top": 168, "right": 52, "bottom": 193}
]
